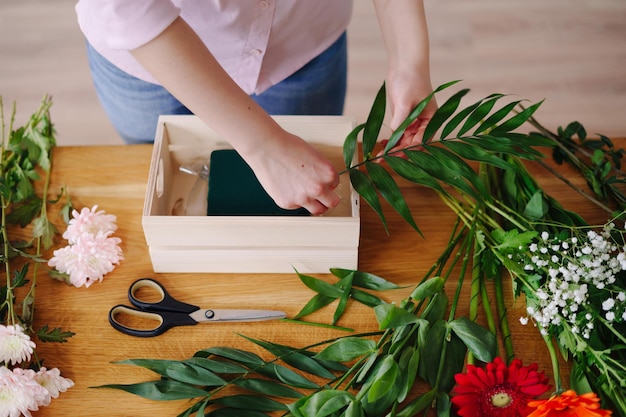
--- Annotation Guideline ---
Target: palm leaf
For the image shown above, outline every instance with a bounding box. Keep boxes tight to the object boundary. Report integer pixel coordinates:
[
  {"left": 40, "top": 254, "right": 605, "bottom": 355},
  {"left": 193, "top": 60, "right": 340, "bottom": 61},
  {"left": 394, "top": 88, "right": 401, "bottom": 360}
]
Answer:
[
  {"left": 458, "top": 94, "right": 505, "bottom": 136},
  {"left": 349, "top": 168, "right": 388, "bottom": 232},
  {"left": 474, "top": 100, "right": 523, "bottom": 135},
  {"left": 343, "top": 123, "right": 364, "bottom": 168},
  {"left": 366, "top": 161, "right": 420, "bottom": 234},
  {"left": 422, "top": 88, "right": 469, "bottom": 143},
  {"left": 383, "top": 156, "right": 448, "bottom": 194},
  {"left": 362, "top": 84, "right": 387, "bottom": 158},
  {"left": 384, "top": 80, "right": 461, "bottom": 152},
  {"left": 404, "top": 150, "right": 480, "bottom": 200}
]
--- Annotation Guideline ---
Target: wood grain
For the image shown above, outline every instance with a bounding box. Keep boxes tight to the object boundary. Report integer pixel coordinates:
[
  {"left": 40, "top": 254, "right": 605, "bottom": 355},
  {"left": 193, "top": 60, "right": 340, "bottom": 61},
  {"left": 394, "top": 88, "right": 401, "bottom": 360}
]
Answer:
[{"left": 26, "top": 142, "right": 618, "bottom": 416}]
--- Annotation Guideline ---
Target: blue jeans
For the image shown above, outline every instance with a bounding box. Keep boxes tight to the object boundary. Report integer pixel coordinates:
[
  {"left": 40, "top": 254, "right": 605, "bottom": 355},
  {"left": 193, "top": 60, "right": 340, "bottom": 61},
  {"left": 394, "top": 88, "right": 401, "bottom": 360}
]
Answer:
[{"left": 86, "top": 33, "right": 347, "bottom": 144}]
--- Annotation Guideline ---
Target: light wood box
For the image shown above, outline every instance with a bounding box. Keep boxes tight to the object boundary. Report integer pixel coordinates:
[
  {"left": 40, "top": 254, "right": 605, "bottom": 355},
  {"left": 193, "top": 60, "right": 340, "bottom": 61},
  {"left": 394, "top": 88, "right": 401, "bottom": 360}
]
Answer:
[{"left": 142, "top": 115, "right": 360, "bottom": 273}]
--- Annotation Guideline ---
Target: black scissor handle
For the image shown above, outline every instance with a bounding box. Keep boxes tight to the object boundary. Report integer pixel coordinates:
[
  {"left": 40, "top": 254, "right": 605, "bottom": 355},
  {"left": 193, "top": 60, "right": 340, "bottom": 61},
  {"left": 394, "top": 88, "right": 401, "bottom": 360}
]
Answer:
[
  {"left": 108, "top": 305, "right": 197, "bottom": 337},
  {"left": 128, "top": 278, "right": 199, "bottom": 314}
]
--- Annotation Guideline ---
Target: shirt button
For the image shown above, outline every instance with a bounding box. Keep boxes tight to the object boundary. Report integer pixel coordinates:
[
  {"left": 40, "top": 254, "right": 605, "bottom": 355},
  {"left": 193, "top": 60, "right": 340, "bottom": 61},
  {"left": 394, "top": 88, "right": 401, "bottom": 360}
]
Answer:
[
  {"left": 259, "top": 1, "right": 269, "bottom": 9},
  {"left": 251, "top": 48, "right": 263, "bottom": 55}
]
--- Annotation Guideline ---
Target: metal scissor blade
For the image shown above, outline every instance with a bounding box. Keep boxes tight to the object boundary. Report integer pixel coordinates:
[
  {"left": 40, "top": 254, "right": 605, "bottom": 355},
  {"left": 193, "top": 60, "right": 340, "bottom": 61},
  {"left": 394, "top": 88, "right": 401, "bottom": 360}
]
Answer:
[{"left": 190, "top": 309, "right": 286, "bottom": 323}]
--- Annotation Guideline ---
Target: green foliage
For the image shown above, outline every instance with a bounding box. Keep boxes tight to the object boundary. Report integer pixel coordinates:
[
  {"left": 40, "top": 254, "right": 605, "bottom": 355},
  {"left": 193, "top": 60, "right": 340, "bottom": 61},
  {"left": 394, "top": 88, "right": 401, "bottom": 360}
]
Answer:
[
  {"left": 0, "top": 95, "right": 73, "bottom": 366},
  {"left": 101, "top": 82, "right": 626, "bottom": 416}
]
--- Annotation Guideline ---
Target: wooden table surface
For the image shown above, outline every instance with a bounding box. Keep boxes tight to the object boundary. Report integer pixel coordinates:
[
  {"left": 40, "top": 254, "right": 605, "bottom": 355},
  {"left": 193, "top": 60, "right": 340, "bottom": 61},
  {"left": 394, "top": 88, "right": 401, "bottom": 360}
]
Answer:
[{"left": 31, "top": 144, "right": 610, "bottom": 416}]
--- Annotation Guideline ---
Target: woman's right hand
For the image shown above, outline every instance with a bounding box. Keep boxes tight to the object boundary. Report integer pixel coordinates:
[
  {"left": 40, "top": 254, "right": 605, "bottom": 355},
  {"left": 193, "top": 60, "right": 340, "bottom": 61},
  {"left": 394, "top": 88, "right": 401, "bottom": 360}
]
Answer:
[{"left": 241, "top": 131, "right": 340, "bottom": 216}]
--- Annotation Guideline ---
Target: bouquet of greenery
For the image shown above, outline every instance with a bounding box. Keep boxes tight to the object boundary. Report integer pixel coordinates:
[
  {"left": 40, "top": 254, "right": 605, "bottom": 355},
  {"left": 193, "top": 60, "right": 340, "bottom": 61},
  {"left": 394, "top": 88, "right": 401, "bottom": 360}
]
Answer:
[
  {"left": 99, "top": 81, "right": 625, "bottom": 417},
  {"left": 0, "top": 97, "right": 75, "bottom": 416}
]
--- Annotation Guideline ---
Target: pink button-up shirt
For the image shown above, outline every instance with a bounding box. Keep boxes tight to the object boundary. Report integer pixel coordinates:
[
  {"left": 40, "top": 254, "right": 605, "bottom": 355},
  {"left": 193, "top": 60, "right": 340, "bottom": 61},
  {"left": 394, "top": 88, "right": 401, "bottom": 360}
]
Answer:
[{"left": 76, "top": 0, "right": 353, "bottom": 95}]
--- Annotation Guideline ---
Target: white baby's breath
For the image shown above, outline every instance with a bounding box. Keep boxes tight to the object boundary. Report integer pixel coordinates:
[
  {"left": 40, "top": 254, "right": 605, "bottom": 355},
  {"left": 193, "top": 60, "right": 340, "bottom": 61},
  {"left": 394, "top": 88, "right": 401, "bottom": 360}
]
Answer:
[{"left": 516, "top": 224, "right": 626, "bottom": 341}]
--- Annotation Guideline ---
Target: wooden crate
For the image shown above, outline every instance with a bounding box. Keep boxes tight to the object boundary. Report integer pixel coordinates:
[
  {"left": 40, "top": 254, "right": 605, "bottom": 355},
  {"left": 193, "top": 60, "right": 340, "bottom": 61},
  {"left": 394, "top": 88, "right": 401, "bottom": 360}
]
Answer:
[{"left": 142, "top": 115, "right": 360, "bottom": 273}]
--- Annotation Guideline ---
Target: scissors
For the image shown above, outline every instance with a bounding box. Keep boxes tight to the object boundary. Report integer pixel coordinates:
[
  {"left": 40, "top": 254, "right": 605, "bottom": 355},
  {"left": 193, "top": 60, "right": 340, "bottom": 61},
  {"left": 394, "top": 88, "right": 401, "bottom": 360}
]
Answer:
[{"left": 109, "top": 278, "right": 286, "bottom": 337}]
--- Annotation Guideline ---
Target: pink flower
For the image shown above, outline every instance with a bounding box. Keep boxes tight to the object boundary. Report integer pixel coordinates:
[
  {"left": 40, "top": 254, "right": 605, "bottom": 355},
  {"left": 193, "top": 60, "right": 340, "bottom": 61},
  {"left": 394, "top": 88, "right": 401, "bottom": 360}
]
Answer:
[
  {"left": 0, "top": 324, "right": 35, "bottom": 366},
  {"left": 34, "top": 367, "right": 74, "bottom": 399},
  {"left": 0, "top": 366, "right": 49, "bottom": 417},
  {"left": 62, "top": 205, "right": 118, "bottom": 244},
  {"left": 49, "top": 230, "right": 123, "bottom": 288}
]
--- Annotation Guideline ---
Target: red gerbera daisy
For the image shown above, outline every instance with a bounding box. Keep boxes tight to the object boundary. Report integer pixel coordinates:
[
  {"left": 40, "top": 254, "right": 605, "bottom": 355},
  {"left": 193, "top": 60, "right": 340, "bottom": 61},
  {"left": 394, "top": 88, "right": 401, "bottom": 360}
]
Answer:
[
  {"left": 451, "top": 357, "right": 551, "bottom": 417},
  {"left": 527, "top": 390, "right": 612, "bottom": 417}
]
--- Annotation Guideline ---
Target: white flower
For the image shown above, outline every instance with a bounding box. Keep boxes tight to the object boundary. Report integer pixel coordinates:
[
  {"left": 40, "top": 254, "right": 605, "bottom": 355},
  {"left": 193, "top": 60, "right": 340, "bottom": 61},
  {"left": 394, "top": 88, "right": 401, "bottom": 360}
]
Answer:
[
  {"left": 48, "top": 231, "right": 123, "bottom": 288},
  {"left": 0, "top": 366, "right": 49, "bottom": 417},
  {"left": 602, "top": 298, "right": 615, "bottom": 311},
  {"left": 0, "top": 325, "right": 35, "bottom": 366},
  {"left": 519, "top": 316, "right": 529, "bottom": 325},
  {"left": 63, "top": 205, "right": 118, "bottom": 244},
  {"left": 606, "top": 311, "right": 616, "bottom": 321},
  {"left": 34, "top": 367, "right": 74, "bottom": 399}
]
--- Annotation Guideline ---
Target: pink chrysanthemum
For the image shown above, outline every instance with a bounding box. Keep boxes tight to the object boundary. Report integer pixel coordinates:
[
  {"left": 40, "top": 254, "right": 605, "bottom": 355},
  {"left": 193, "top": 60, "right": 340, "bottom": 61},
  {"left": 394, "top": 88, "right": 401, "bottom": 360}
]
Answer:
[
  {"left": 63, "top": 205, "right": 118, "bottom": 244},
  {"left": 0, "top": 324, "right": 36, "bottom": 366},
  {"left": 451, "top": 357, "right": 551, "bottom": 417},
  {"left": 0, "top": 366, "right": 49, "bottom": 417},
  {"left": 48, "top": 231, "right": 123, "bottom": 288},
  {"left": 33, "top": 367, "right": 74, "bottom": 399}
]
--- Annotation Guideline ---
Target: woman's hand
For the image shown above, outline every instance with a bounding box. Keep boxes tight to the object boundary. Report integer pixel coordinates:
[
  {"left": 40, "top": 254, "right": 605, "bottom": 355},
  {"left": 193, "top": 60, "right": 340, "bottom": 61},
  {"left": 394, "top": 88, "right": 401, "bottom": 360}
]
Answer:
[{"left": 242, "top": 132, "right": 340, "bottom": 216}]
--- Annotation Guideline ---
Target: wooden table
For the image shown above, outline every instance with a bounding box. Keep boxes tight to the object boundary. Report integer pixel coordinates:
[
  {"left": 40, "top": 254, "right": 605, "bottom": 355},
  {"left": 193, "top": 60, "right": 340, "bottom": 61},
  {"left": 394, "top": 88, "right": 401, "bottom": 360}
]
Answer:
[{"left": 31, "top": 144, "right": 609, "bottom": 416}]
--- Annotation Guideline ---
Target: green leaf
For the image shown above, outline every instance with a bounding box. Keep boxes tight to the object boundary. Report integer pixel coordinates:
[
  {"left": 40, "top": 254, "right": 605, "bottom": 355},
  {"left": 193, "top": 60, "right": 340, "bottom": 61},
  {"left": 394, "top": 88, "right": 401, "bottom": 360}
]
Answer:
[
  {"left": 367, "top": 355, "right": 399, "bottom": 403},
  {"left": 491, "top": 100, "right": 544, "bottom": 134},
  {"left": 349, "top": 168, "right": 387, "bottom": 232},
  {"left": 397, "top": 346, "right": 421, "bottom": 402},
  {"left": 366, "top": 161, "right": 420, "bottom": 234},
  {"left": 436, "top": 391, "right": 452, "bottom": 417},
  {"left": 374, "top": 303, "right": 419, "bottom": 330},
  {"left": 523, "top": 190, "right": 548, "bottom": 219},
  {"left": 491, "top": 229, "right": 538, "bottom": 252},
  {"left": 212, "top": 394, "right": 287, "bottom": 411},
  {"left": 422, "top": 88, "right": 470, "bottom": 143},
  {"left": 344, "top": 123, "right": 365, "bottom": 169},
  {"left": 449, "top": 317, "right": 497, "bottom": 363},
  {"left": 233, "top": 378, "right": 304, "bottom": 399},
  {"left": 441, "top": 140, "right": 515, "bottom": 171},
  {"left": 116, "top": 359, "right": 226, "bottom": 387},
  {"left": 394, "top": 389, "right": 437, "bottom": 417},
  {"left": 330, "top": 268, "right": 401, "bottom": 291},
  {"left": 362, "top": 84, "right": 387, "bottom": 158},
  {"left": 405, "top": 150, "right": 480, "bottom": 200},
  {"left": 288, "top": 390, "right": 355, "bottom": 417},
  {"left": 440, "top": 98, "right": 484, "bottom": 139},
  {"left": 184, "top": 357, "right": 247, "bottom": 374},
  {"left": 36, "top": 325, "right": 75, "bottom": 343},
  {"left": 458, "top": 94, "right": 503, "bottom": 136},
  {"left": 349, "top": 288, "right": 386, "bottom": 308},
  {"left": 262, "top": 363, "right": 320, "bottom": 389},
  {"left": 314, "top": 337, "right": 377, "bottom": 362},
  {"left": 384, "top": 155, "right": 447, "bottom": 194},
  {"left": 202, "top": 347, "right": 265, "bottom": 367},
  {"left": 296, "top": 271, "right": 344, "bottom": 299},
  {"left": 344, "top": 400, "right": 365, "bottom": 417},
  {"left": 95, "top": 380, "right": 208, "bottom": 401},
  {"left": 333, "top": 271, "right": 354, "bottom": 325},
  {"left": 474, "top": 100, "right": 522, "bottom": 135},
  {"left": 385, "top": 80, "right": 461, "bottom": 152},
  {"left": 426, "top": 145, "right": 489, "bottom": 199},
  {"left": 419, "top": 321, "right": 467, "bottom": 391},
  {"left": 205, "top": 409, "right": 269, "bottom": 417},
  {"left": 292, "top": 293, "right": 336, "bottom": 319},
  {"left": 422, "top": 291, "right": 448, "bottom": 323},
  {"left": 240, "top": 335, "right": 337, "bottom": 380},
  {"left": 410, "top": 276, "right": 445, "bottom": 301}
]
